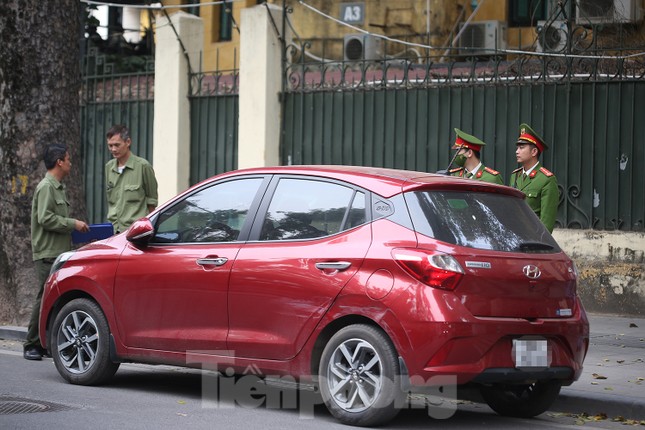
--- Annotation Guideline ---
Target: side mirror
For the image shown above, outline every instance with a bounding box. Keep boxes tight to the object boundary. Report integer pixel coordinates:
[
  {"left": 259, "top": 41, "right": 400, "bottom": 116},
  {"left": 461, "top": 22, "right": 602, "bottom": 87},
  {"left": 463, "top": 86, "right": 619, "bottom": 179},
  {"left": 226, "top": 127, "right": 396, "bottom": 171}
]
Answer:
[{"left": 126, "top": 218, "right": 154, "bottom": 245}]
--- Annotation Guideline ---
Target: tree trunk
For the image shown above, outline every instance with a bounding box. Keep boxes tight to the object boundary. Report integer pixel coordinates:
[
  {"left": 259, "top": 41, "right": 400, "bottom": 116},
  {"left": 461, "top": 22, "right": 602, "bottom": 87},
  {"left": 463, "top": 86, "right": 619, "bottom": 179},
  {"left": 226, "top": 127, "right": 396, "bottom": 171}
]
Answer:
[{"left": 0, "top": 0, "right": 85, "bottom": 325}]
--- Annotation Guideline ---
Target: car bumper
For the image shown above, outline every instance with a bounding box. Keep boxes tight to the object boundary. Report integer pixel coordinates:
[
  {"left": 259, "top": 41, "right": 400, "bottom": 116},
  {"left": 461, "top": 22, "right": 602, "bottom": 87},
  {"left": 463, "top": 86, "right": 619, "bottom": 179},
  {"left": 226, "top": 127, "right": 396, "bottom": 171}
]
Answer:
[{"left": 401, "top": 310, "right": 589, "bottom": 387}]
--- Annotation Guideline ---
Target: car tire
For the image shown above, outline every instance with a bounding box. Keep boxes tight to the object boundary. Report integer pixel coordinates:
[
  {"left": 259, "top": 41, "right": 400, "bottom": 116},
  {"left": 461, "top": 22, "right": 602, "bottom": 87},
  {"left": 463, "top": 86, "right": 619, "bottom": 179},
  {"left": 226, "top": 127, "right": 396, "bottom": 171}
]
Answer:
[
  {"left": 480, "top": 380, "right": 562, "bottom": 418},
  {"left": 50, "top": 298, "right": 119, "bottom": 385},
  {"left": 318, "top": 324, "right": 403, "bottom": 427}
]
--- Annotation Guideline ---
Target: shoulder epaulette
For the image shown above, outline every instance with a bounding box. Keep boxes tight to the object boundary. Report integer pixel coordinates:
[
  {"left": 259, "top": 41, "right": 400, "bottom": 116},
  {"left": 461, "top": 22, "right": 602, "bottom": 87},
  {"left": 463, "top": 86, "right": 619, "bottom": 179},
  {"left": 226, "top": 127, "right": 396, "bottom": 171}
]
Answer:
[
  {"left": 539, "top": 167, "right": 554, "bottom": 177},
  {"left": 449, "top": 167, "right": 464, "bottom": 173},
  {"left": 484, "top": 166, "right": 500, "bottom": 175},
  {"left": 512, "top": 167, "right": 523, "bottom": 174}
]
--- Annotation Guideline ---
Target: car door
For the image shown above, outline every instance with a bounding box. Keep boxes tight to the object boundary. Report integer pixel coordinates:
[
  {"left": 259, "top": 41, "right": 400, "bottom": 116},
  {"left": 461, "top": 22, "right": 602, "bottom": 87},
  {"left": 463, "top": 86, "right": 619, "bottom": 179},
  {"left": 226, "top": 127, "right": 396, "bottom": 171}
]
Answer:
[
  {"left": 227, "top": 176, "right": 372, "bottom": 360},
  {"left": 113, "top": 176, "right": 267, "bottom": 353}
]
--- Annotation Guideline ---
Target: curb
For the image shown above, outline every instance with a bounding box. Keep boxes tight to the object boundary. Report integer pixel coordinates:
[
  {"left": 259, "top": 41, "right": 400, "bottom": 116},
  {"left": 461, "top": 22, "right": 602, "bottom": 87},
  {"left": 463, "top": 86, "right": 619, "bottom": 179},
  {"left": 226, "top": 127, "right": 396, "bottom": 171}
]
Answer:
[
  {"left": 0, "top": 326, "right": 26, "bottom": 342},
  {"left": 552, "top": 390, "right": 645, "bottom": 420}
]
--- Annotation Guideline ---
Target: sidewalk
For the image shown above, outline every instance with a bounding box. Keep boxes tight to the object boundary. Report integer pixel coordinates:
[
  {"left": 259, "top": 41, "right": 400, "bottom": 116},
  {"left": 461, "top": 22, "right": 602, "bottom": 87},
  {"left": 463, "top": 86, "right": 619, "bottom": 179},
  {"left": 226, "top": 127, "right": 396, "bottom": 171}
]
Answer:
[
  {"left": 554, "top": 313, "right": 645, "bottom": 420},
  {"left": 2, "top": 313, "right": 644, "bottom": 419}
]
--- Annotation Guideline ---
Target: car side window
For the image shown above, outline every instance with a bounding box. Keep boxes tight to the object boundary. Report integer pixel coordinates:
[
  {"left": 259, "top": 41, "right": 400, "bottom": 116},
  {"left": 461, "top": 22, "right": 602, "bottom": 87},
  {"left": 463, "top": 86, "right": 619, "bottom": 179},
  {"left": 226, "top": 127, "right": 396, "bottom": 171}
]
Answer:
[
  {"left": 153, "top": 178, "right": 263, "bottom": 243},
  {"left": 260, "top": 178, "right": 365, "bottom": 241}
]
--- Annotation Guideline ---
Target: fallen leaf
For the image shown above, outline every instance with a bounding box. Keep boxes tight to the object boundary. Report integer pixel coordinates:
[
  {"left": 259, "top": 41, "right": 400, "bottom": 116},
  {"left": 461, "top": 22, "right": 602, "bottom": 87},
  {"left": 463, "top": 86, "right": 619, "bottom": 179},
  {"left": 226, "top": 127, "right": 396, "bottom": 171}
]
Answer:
[
  {"left": 177, "top": 400, "right": 186, "bottom": 405},
  {"left": 176, "top": 413, "right": 187, "bottom": 417},
  {"left": 591, "top": 381, "right": 599, "bottom": 385},
  {"left": 617, "top": 360, "right": 625, "bottom": 363},
  {"left": 592, "top": 373, "right": 608, "bottom": 379},
  {"left": 629, "top": 322, "right": 638, "bottom": 328},
  {"left": 638, "top": 377, "right": 645, "bottom": 381},
  {"left": 592, "top": 413, "right": 607, "bottom": 421},
  {"left": 603, "top": 358, "right": 610, "bottom": 362},
  {"left": 603, "top": 387, "right": 613, "bottom": 391},
  {"left": 612, "top": 415, "right": 625, "bottom": 422}
]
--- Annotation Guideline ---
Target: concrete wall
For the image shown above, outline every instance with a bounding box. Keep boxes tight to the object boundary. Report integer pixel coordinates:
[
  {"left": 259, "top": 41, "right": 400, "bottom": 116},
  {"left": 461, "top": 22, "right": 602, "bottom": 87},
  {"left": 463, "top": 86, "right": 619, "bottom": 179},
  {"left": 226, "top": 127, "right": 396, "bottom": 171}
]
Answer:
[{"left": 554, "top": 230, "right": 645, "bottom": 316}]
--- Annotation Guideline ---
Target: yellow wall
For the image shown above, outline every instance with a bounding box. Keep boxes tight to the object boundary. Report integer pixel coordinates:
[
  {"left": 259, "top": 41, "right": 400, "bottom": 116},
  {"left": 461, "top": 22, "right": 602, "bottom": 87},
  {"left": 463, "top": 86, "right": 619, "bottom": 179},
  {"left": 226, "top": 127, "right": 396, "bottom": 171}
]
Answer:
[
  {"left": 151, "top": 0, "right": 257, "bottom": 71},
  {"left": 150, "top": 0, "right": 645, "bottom": 71}
]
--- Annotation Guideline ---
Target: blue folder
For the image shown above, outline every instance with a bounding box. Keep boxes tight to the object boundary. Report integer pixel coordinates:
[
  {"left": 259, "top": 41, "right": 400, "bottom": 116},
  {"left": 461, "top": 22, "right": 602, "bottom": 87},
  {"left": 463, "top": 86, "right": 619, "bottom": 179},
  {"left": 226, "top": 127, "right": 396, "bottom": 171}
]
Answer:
[{"left": 72, "top": 223, "right": 114, "bottom": 245}]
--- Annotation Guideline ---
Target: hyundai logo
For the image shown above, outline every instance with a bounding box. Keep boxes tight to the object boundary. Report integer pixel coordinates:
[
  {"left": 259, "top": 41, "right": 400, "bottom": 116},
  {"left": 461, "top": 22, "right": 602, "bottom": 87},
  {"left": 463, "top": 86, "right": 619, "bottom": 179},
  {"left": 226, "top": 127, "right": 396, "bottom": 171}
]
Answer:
[{"left": 523, "top": 265, "right": 541, "bottom": 279}]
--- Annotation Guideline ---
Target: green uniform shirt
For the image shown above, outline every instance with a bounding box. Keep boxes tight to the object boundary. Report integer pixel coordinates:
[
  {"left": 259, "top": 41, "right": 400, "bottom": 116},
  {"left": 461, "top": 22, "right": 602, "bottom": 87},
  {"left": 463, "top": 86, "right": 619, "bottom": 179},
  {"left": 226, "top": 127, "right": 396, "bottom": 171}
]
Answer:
[
  {"left": 450, "top": 165, "right": 504, "bottom": 185},
  {"left": 31, "top": 173, "right": 75, "bottom": 261},
  {"left": 105, "top": 154, "right": 158, "bottom": 233},
  {"left": 509, "top": 163, "right": 559, "bottom": 232}
]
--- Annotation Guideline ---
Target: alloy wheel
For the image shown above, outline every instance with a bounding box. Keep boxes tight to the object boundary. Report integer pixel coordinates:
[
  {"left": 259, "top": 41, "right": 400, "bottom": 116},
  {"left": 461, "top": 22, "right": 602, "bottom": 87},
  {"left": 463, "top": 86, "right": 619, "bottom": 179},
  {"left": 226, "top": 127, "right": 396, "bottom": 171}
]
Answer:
[
  {"left": 56, "top": 310, "right": 99, "bottom": 374},
  {"left": 325, "top": 338, "right": 383, "bottom": 412}
]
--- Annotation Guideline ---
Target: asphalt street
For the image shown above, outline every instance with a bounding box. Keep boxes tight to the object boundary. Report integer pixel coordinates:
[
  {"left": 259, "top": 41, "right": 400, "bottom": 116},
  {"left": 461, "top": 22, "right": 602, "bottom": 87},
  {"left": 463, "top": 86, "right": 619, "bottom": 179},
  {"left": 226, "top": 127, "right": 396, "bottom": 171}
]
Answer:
[{"left": 0, "top": 314, "right": 645, "bottom": 428}]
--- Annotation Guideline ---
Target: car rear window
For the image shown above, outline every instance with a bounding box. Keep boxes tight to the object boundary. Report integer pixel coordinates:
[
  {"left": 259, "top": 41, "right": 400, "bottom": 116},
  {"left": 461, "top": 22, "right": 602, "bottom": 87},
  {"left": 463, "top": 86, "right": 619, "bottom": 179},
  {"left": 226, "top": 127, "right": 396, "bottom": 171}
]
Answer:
[{"left": 405, "top": 190, "right": 561, "bottom": 253}]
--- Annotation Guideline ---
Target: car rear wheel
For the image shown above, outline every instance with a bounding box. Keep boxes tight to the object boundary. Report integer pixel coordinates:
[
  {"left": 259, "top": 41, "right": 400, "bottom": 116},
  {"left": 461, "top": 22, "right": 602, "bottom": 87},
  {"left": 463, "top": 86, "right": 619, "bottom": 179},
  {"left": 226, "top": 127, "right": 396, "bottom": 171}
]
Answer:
[
  {"left": 50, "top": 298, "right": 119, "bottom": 385},
  {"left": 318, "top": 324, "right": 403, "bottom": 427},
  {"left": 480, "top": 380, "right": 561, "bottom": 417}
]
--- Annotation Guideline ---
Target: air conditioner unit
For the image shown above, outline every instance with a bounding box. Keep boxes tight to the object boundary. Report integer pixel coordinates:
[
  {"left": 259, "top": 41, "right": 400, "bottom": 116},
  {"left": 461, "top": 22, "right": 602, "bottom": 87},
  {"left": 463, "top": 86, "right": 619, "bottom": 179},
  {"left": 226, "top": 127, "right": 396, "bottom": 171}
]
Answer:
[
  {"left": 576, "top": 0, "right": 642, "bottom": 24},
  {"left": 536, "top": 20, "right": 569, "bottom": 53},
  {"left": 458, "top": 20, "right": 507, "bottom": 55},
  {"left": 343, "top": 34, "right": 383, "bottom": 61}
]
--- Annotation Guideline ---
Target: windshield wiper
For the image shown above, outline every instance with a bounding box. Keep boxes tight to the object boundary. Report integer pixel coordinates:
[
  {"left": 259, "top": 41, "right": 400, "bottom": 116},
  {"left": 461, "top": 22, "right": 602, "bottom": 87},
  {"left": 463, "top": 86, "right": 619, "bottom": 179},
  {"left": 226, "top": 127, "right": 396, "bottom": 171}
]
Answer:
[{"left": 518, "top": 241, "right": 555, "bottom": 252}]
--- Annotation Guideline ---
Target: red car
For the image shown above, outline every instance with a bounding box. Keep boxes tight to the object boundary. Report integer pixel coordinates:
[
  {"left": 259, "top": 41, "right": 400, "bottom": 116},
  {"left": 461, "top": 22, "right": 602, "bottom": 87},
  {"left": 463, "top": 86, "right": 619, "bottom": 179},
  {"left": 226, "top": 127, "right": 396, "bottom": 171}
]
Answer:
[{"left": 39, "top": 165, "right": 589, "bottom": 426}]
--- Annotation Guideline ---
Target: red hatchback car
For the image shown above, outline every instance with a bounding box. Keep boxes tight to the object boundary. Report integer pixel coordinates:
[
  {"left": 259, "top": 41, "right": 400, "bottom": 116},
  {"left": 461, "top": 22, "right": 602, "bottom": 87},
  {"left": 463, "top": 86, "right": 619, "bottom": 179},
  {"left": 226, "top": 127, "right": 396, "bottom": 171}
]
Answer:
[{"left": 39, "top": 165, "right": 588, "bottom": 426}]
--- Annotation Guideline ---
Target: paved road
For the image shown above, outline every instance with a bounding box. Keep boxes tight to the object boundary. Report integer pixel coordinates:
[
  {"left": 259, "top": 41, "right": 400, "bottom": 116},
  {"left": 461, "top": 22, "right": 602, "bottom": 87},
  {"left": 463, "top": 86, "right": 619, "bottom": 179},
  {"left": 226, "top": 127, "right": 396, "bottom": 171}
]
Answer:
[{"left": 1, "top": 324, "right": 642, "bottom": 430}]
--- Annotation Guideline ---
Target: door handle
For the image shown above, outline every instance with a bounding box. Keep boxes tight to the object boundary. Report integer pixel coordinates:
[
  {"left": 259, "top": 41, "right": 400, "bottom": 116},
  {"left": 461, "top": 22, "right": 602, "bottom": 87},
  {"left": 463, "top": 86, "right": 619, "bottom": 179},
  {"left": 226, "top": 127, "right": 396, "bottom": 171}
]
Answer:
[
  {"left": 315, "top": 261, "right": 351, "bottom": 271},
  {"left": 197, "top": 257, "right": 228, "bottom": 267}
]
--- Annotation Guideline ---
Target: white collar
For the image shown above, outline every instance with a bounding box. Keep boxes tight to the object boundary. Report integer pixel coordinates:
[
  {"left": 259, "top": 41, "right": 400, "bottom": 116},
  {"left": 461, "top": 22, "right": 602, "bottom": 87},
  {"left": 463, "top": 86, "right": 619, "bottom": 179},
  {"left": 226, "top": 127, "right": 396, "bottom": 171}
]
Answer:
[
  {"left": 524, "top": 162, "right": 539, "bottom": 176},
  {"left": 468, "top": 162, "right": 483, "bottom": 176}
]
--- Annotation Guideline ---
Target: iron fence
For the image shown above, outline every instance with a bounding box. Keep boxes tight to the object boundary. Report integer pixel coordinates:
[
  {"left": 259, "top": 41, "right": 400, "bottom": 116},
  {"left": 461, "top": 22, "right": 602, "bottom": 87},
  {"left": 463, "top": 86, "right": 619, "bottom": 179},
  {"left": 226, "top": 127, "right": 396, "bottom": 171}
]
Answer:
[{"left": 281, "top": 29, "right": 645, "bottom": 231}]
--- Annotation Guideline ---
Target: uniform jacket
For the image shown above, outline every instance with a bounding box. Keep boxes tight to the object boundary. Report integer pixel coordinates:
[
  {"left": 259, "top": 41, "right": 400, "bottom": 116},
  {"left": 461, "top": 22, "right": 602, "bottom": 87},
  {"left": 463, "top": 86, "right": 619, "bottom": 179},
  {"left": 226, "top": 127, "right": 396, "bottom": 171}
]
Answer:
[
  {"left": 31, "top": 173, "right": 75, "bottom": 260},
  {"left": 509, "top": 163, "right": 559, "bottom": 232},
  {"left": 449, "top": 165, "right": 504, "bottom": 185},
  {"left": 105, "top": 153, "right": 158, "bottom": 233}
]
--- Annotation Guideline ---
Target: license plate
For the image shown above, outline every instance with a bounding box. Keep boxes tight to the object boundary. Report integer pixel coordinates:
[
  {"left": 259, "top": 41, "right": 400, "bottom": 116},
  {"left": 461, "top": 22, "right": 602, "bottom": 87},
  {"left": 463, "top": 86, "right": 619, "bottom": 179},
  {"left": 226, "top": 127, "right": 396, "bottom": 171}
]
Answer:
[{"left": 513, "top": 338, "right": 549, "bottom": 368}]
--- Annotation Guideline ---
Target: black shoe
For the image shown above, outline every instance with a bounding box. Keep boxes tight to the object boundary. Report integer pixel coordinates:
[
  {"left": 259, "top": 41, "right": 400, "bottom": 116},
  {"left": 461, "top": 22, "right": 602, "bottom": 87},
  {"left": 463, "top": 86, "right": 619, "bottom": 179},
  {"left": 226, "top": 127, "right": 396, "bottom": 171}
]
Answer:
[{"left": 23, "top": 347, "right": 43, "bottom": 361}]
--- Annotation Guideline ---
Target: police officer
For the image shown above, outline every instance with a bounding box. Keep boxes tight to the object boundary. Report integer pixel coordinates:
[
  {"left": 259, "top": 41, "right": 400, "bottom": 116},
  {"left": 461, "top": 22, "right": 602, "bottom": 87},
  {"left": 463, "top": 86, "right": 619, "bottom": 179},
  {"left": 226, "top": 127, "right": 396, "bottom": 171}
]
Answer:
[
  {"left": 509, "top": 123, "right": 559, "bottom": 232},
  {"left": 449, "top": 128, "right": 503, "bottom": 184}
]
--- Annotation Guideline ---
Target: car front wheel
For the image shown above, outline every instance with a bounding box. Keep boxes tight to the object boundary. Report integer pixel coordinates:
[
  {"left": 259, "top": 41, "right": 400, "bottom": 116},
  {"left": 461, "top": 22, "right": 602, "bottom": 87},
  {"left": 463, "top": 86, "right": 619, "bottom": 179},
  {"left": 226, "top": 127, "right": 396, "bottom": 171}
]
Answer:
[
  {"left": 481, "top": 380, "right": 562, "bottom": 417},
  {"left": 318, "top": 324, "right": 403, "bottom": 427},
  {"left": 50, "top": 298, "right": 119, "bottom": 385}
]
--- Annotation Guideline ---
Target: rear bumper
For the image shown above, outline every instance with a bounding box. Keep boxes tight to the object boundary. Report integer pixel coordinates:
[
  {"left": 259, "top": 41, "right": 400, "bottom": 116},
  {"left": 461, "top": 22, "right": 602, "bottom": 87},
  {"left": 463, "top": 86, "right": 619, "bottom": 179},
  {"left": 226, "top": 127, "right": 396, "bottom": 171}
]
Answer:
[{"left": 399, "top": 306, "right": 589, "bottom": 388}]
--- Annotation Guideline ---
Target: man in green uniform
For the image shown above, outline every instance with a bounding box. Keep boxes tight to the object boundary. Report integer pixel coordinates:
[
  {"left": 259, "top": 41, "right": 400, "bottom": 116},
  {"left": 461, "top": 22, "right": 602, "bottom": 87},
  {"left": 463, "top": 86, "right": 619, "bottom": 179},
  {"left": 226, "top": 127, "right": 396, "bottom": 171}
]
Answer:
[
  {"left": 509, "top": 123, "right": 559, "bottom": 232},
  {"left": 25, "top": 144, "right": 89, "bottom": 360},
  {"left": 105, "top": 124, "right": 159, "bottom": 234},
  {"left": 449, "top": 128, "right": 503, "bottom": 184}
]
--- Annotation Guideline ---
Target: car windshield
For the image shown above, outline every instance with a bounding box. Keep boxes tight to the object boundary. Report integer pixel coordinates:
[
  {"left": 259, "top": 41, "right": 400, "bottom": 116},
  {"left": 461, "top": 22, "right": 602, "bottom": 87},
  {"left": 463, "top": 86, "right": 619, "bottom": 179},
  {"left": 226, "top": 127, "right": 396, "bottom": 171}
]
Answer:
[{"left": 405, "top": 190, "right": 561, "bottom": 253}]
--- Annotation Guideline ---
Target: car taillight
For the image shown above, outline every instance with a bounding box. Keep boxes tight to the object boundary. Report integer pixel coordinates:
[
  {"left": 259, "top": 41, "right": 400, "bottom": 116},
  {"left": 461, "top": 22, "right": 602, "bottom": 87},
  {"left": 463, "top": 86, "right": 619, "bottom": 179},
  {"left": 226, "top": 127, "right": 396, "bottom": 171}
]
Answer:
[{"left": 392, "top": 249, "right": 465, "bottom": 291}]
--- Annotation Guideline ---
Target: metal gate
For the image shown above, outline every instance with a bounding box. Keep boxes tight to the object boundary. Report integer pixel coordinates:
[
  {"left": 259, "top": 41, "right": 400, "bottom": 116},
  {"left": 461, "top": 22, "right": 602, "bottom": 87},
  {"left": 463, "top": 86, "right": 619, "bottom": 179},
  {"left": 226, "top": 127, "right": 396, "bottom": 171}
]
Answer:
[{"left": 189, "top": 62, "right": 240, "bottom": 185}]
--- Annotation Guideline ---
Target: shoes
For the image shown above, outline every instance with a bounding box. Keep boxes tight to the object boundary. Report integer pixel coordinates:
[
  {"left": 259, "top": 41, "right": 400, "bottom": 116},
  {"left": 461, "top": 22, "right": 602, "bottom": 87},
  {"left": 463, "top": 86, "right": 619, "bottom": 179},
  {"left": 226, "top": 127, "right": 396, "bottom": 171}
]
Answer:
[{"left": 23, "top": 347, "right": 43, "bottom": 361}]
